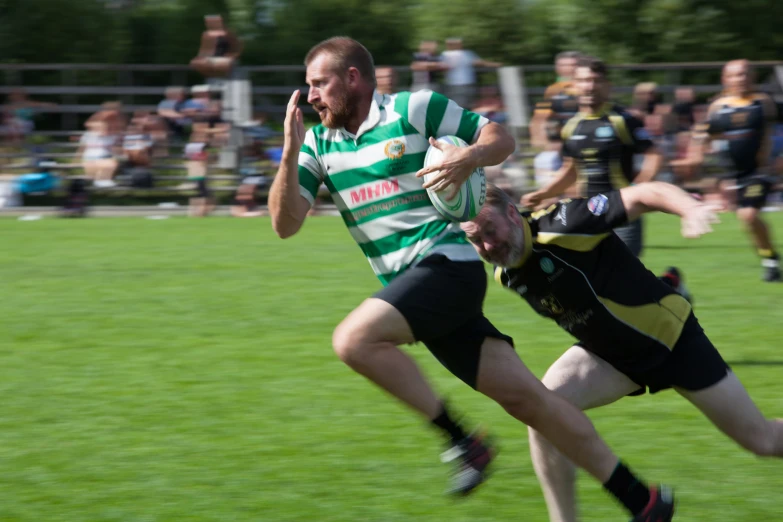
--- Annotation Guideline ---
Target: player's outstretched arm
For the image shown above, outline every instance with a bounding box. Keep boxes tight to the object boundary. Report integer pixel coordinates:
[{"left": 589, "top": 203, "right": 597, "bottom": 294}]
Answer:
[
  {"left": 620, "top": 182, "right": 719, "bottom": 239},
  {"left": 269, "top": 90, "right": 311, "bottom": 239}
]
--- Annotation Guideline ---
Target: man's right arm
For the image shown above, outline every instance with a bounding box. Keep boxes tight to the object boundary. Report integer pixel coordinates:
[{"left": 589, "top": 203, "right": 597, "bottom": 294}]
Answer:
[
  {"left": 538, "top": 182, "right": 717, "bottom": 240},
  {"left": 268, "top": 90, "right": 315, "bottom": 239},
  {"left": 620, "top": 181, "right": 718, "bottom": 238},
  {"left": 268, "top": 157, "right": 311, "bottom": 238},
  {"left": 521, "top": 157, "right": 577, "bottom": 208}
]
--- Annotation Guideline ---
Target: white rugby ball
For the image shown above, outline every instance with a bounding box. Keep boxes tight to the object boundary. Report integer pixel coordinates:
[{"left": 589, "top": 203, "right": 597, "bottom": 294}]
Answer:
[{"left": 422, "top": 135, "right": 486, "bottom": 222}]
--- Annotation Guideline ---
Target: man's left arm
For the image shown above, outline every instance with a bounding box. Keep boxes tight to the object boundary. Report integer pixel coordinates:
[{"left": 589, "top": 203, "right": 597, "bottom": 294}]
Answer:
[
  {"left": 418, "top": 122, "right": 515, "bottom": 197},
  {"left": 623, "top": 113, "right": 661, "bottom": 183},
  {"left": 405, "top": 89, "right": 514, "bottom": 196},
  {"left": 760, "top": 94, "right": 779, "bottom": 175}
]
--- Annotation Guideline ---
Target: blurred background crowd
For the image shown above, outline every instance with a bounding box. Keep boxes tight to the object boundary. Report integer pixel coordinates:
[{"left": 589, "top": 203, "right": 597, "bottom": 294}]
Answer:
[{"left": 0, "top": 0, "right": 782, "bottom": 217}]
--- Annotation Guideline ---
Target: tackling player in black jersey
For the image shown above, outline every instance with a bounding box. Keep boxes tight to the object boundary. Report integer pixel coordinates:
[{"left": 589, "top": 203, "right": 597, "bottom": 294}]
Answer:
[{"left": 461, "top": 182, "right": 783, "bottom": 522}]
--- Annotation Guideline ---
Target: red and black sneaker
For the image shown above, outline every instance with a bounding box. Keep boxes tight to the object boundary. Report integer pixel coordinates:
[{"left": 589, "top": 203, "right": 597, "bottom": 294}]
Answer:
[
  {"left": 630, "top": 485, "right": 675, "bottom": 522},
  {"left": 659, "top": 267, "right": 692, "bottom": 304},
  {"left": 440, "top": 432, "right": 495, "bottom": 497}
]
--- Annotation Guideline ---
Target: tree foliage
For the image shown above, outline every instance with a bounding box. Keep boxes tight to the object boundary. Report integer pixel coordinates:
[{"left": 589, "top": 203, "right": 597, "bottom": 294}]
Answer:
[{"left": 0, "top": 0, "right": 780, "bottom": 68}]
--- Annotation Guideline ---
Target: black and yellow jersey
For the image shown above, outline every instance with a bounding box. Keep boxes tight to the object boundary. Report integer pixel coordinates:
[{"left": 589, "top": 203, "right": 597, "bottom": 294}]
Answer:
[
  {"left": 561, "top": 104, "right": 654, "bottom": 197},
  {"left": 534, "top": 80, "right": 580, "bottom": 124},
  {"left": 494, "top": 191, "right": 691, "bottom": 374},
  {"left": 697, "top": 93, "right": 778, "bottom": 176}
]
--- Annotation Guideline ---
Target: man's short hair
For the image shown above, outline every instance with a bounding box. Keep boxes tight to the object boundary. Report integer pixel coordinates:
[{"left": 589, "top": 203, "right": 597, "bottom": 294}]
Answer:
[
  {"left": 555, "top": 51, "right": 582, "bottom": 62},
  {"left": 575, "top": 56, "right": 608, "bottom": 78},
  {"left": 305, "top": 36, "right": 377, "bottom": 88},
  {"left": 483, "top": 183, "right": 518, "bottom": 215}
]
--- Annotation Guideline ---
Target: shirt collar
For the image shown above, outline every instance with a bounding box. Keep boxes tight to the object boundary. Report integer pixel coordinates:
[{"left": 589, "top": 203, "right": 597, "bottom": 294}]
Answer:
[
  {"left": 582, "top": 102, "right": 612, "bottom": 120},
  {"left": 340, "top": 91, "right": 384, "bottom": 139},
  {"left": 511, "top": 217, "right": 534, "bottom": 268}
]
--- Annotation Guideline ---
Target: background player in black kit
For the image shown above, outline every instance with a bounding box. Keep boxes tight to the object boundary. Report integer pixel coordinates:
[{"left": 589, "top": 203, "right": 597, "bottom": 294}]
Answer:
[
  {"left": 673, "top": 59, "right": 781, "bottom": 282},
  {"left": 522, "top": 56, "right": 688, "bottom": 297},
  {"left": 523, "top": 57, "right": 662, "bottom": 258}
]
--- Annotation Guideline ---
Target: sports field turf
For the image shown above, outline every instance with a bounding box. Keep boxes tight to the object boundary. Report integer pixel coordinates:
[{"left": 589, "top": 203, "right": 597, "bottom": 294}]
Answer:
[{"left": 1, "top": 212, "right": 781, "bottom": 521}]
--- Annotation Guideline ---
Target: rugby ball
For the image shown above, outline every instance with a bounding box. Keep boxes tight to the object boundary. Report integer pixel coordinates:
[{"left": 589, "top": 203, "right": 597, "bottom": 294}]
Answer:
[{"left": 422, "top": 135, "right": 486, "bottom": 222}]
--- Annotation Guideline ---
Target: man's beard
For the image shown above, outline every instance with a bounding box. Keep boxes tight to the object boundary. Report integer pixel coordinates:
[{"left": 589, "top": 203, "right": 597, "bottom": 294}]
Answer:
[
  {"left": 315, "top": 89, "right": 359, "bottom": 129},
  {"left": 486, "top": 221, "right": 526, "bottom": 268}
]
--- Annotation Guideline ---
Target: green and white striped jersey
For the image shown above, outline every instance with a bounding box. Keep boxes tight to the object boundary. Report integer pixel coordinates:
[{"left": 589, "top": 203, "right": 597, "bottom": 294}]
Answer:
[{"left": 297, "top": 90, "right": 489, "bottom": 285}]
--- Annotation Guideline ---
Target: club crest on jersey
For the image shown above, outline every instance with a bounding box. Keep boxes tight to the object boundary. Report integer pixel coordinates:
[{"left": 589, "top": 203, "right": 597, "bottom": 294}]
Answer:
[
  {"left": 384, "top": 139, "right": 405, "bottom": 160},
  {"left": 595, "top": 126, "right": 614, "bottom": 139},
  {"left": 540, "top": 257, "right": 555, "bottom": 274},
  {"left": 587, "top": 194, "right": 609, "bottom": 216}
]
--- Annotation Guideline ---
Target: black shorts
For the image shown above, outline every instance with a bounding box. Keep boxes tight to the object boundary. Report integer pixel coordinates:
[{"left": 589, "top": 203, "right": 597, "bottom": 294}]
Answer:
[
  {"left": 582, "top": 312, "right": 730, "bottom": 395},
  {"left": 373, "top": 254, "right": 513, "bottom": 389},
  {"left": 736, "top": 173, "right": 773, "bottom": 209}
]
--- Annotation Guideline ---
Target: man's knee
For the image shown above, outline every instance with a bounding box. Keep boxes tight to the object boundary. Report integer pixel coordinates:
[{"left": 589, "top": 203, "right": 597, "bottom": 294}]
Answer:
[
  {"left": 476, "top": 339, "right": 550, "bottom": 424},
  {"left": 332, "top": 320, "right": 366, "bottom": 366},
  {"left": 331, "top": 299, "right": 413, "bottom": 366},
  {"left": 491, "top": 383, "right": 550, "bottom": 426},
  {"left": 540, "top": 363, "right": 591, "bottom": 410},
  {"left": 738, "top": 423, "right": 777, "bottom": 457},
  {"left": 736, "top": 207, "right": 759, "bottom": 225}
]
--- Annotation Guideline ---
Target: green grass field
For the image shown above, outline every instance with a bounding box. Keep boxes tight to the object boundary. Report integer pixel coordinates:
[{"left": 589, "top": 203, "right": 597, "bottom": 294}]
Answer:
[{"left": 1, "top": 212, "right": 782, "bottom": 522}]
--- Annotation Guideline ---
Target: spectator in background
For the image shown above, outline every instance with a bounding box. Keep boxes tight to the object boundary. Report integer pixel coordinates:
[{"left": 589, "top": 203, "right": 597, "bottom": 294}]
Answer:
[
  {"left": 672, "top": 87, "right": 696, "bottom": 131},
  {"left": 533, "top": 119, "right": 564, "bottom": 188},
  {"left": 86, "top": 101, "right": 127, "bottom": 136},
  {"left": 185, "top": 121, "right": 230, "bottom": 217},
  {"left": 472, "top": 85, "right": 506, "bottom": 124},
  {"left": 440, "top": 37, "right": 501, "bottom": 109},
  {"left": 636, "top": 113, "right": 679, "bottom": 184},
  {"left": 120, "top": 120, "right": 156, "bottom": 188},
  {"left": 131, "top": 110, "right": 169, "bottom": 153},
  {"left": 527, "top": 118, "right": 573, "bottom": 208},
  {"left": 630, "top": 82, "right": 661, "bottom": 119},
  {"left": 122, "top": 122, "right": 154, "bottom": 168},
  {"left": 78, "top": 118, "right": 120, "bottom": 188},
  {"left": 157, "top": 87, "right": 189, "bottom": 139},
  {"left": 190, "top": 15, "right": 243, "bottom": 78},
  {"left": 375, "top": 67, "right": 397, "bottom": 95},
  {"left": 182, "top": 85, "right": 222, "bottom": 125},
  {"left": 666, "top": 88, "right": 699, "bottom": 183},
  {"left": 230, "top": 181, "right": 263, "bottom": 217},
  {"left": 410, "top": 40, "right": 446, "bottom": 93},
  {"left": 3, "top": 89, "right": 57, "bottom": 146}
]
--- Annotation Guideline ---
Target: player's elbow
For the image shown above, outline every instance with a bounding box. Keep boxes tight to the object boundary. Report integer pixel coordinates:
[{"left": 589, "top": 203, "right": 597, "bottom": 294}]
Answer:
[
  {"left": 271, "top": 217, "right": 301, "bottom": 239},
  {"left": 486, "top": 124, "right": 515, "bottom": 158}
]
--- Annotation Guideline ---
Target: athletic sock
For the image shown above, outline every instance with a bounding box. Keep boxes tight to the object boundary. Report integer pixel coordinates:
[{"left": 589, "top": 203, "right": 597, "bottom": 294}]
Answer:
[
  {"left": 603, "top": 461, "right": 652, "bottom": 516},
  {"left": 758, "top": 248, "right": 779, "bottom": 267},
  {"left": 431, "top": 403, "right": 468, "bottom": 442}
]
